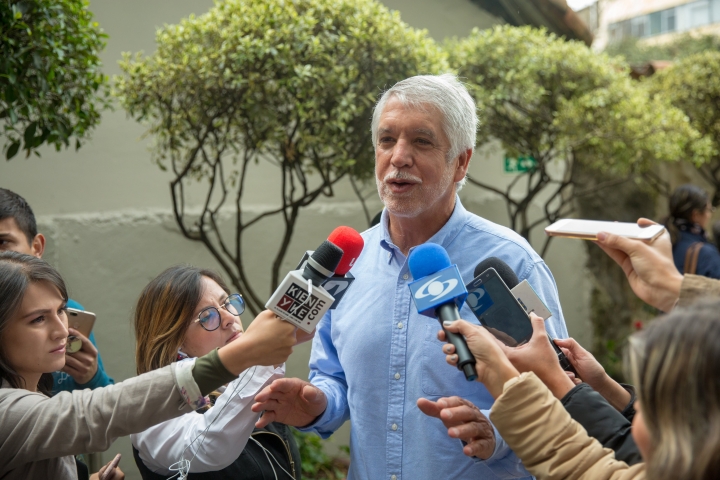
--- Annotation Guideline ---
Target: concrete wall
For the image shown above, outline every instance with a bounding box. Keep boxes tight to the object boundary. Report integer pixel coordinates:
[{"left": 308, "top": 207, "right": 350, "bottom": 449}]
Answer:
[{"left": 0, "top": 0, "right": 590, "bottom": 477}]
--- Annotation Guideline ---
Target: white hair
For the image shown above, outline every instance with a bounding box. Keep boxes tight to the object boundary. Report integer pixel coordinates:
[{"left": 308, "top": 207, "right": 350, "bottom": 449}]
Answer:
[{"left": 371, "top": 73, "right": 478, "bottom": 191}]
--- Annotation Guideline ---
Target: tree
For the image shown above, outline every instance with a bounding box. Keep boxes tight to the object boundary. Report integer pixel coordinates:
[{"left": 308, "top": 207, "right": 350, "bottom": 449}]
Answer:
[
  {"left": 0, "top": 0, "right": 109, "bottom": 160},
  {"left": 115, "top": 0, "right": 446, "bottom": 314},
  {"left": 447, "top": 25, "right": 708, "bottom": 255},
  {"left": 650, "top": 51, "right": 720, "bottom": 205}
]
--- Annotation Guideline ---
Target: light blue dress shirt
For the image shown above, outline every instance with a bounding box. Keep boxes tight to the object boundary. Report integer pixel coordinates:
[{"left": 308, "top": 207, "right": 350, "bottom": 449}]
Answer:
[{"left": 301, "top": 197, "right": 569, "bottom": 480}]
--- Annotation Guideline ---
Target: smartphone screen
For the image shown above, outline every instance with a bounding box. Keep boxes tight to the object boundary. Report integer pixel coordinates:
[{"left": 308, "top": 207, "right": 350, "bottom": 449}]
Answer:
[
  {"left": 545, "top": 219, "right": 665, "bottom": 241},
  {"left": 466, "top": 269, "right": 533, "bottom": 346}
]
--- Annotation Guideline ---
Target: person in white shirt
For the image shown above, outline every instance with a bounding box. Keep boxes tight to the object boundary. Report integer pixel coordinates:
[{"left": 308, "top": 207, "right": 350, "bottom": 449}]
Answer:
[{"left": 131, "top": 265, "right": 307, "bottom": 478}]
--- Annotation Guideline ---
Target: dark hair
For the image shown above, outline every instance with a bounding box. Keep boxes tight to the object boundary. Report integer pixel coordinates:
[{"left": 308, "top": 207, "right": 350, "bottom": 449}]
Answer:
[
  {"left": 134, "top": 265, "right": 230, "bottom": 374},
  {"left": 0, "top": 188, "right": 38, "bottom": 245},
  {"left": 627, "top": 299, "right": 720, "bottom": 480},
  {"left": 0, "top": 251, "right": 67, "bottom": 393},
  {"left": 664, "top": 184, "right": 710, "bottom": 244}
]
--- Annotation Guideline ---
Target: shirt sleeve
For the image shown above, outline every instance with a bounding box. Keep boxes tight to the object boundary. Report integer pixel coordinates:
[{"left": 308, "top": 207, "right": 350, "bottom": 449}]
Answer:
[
  {"left": 300, "top": 312, "right": 350, "bottom": 438},
  {"left": 522, "top": 261, "right": 569, "bottom": 339},
  {"left": 0, "top": 364, "right": 195, "bottom": 469},
  {"left": 490, "top": 373, "right": 644, "bottom": 480},
  {"left": 133, "top": 363, "right": 285, "bottom": 474}
]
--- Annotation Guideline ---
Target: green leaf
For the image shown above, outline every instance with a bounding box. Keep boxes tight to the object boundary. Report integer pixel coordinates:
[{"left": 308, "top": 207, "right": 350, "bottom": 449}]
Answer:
[
  {"left": 23, "top": 121, "right": 37, "bottom": 145},
  {"left": 6, "top": 140, "right": 21, "bottom": 160}
]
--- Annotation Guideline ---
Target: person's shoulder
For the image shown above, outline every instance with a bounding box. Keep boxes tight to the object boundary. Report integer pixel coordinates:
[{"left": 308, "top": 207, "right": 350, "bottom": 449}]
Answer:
[
  {"left": 459, "top": 212, "right": 542, "bottom": 263},
  {"left": 0, "top": 386, "right": 48, "bottom": 410}
]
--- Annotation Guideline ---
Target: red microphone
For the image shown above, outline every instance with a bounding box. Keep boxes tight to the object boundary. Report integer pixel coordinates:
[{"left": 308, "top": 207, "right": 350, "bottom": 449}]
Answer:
[
  {"left": 322, "top": 226, "right": 364, "bottom": 309},
  {"left": 327, "top": 226, "right": 364, "bottom": 276}
]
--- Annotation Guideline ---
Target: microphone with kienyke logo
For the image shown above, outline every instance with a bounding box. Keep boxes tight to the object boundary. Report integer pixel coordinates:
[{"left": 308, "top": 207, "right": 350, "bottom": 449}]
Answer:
[
  {"left": 267, "top": 240, "right": 343, "bottom": 333},
  {"left": 295, "top": 226, "right": 365, "bottom": 309},
  {"left": 408, "top": 243, "right": 478, "bottom": 381}
]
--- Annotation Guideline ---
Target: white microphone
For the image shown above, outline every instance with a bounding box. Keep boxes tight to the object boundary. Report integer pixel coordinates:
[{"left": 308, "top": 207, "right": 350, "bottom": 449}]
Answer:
[{"left": 266, "top": 240, "right": 343, "bottom": 333}]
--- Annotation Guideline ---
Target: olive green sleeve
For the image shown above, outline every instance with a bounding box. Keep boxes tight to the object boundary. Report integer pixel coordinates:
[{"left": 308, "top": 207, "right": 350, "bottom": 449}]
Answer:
[{"left": 191, "top": 348, "right": 238, "bottom": 395}]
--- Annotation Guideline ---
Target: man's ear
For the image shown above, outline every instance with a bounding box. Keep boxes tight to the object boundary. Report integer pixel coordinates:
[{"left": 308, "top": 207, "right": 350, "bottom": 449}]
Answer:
[
  {"left": 31, "top": 233, "right": 45, "bottom": 258},
  {"left": 454, "top": 148, "right": 473, "bottom": 183}
]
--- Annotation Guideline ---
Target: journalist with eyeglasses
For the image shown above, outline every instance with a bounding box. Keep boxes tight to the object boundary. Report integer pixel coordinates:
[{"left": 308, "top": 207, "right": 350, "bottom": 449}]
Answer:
[{"left": 131, "top": 265, "right": 309, "bottom": 479}]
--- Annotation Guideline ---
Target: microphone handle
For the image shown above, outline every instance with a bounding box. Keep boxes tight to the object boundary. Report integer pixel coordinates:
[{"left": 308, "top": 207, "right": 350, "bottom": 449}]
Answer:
[
  {"left": 547, "top": 334, "right": 578, "bottom": 375},
  {"left": 436, "top": 303, "right": 478, "bottom": 381}
]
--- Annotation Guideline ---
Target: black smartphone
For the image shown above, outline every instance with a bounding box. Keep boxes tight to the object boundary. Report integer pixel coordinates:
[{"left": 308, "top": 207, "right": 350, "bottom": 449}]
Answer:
[{"left": 466, "top": 267, "right": 533, "bottom": 346}]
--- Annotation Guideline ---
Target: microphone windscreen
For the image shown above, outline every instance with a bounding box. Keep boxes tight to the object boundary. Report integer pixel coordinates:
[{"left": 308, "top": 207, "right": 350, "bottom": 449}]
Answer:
[
  {"left": 311, "top": 240, "right": 344, "bottom": 274},
  {"left": 328, "top": 226, "right": 364, "bottom": 276},
  {"left": 474, "top": 257, "right": 520, "bottom": 288},
  {"left": 408, "top": 243, "right": 451, "bottom": 279}
]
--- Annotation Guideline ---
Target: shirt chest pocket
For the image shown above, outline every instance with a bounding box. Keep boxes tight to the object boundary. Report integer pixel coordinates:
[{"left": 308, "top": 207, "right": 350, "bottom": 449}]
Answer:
[{"left": 421, "top": 323, "right": 483, "bottom": 398}]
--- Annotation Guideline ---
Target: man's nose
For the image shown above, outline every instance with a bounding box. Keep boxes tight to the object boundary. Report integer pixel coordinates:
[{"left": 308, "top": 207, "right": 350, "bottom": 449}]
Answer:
[{"left": 390, "top": 138, "right": 413, "bottom": 168}]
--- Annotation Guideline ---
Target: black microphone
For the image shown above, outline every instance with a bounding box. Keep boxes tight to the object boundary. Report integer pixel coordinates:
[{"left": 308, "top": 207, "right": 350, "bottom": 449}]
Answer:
[{"left": 472, "top": 257, "right": 577, "bottom": 375}]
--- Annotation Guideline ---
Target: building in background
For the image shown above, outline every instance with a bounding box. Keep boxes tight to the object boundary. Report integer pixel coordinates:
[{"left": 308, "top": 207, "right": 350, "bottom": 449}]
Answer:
[{"left": 578, "top": 0, "right": 720, "bottom": 50}]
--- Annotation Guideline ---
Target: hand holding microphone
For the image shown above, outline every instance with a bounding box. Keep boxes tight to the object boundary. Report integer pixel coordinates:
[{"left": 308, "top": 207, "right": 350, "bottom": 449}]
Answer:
[{"left": 408, "top": 244, "right": 477, "bottom": 381}]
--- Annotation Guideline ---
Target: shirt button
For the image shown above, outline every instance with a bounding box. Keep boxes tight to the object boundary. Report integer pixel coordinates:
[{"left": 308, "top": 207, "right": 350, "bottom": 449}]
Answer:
[
  {"left": 394, "top": 372, "right": 400, "bottom": 380},
  {"left": 391, "top": 476, "right": 397, "bottom": 480},
  {"left": 402, "top": 273, "right": 409, "bottom": 280},
  {"left": 391, "top": 423, "right": 398, "bottom": 431},
  {"left": 397, "top": 322, "right": 403, "bottom": 329}
]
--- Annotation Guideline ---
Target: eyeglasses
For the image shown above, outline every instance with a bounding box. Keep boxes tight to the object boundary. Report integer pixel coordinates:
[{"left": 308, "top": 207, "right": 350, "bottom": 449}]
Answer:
[{"left": 194, "top": 293, "right": 245, "bottom": 331}]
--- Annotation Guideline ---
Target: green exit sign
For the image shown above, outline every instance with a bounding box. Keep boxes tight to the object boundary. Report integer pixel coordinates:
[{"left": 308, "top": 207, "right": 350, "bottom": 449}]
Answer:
[{"left": 504, "top": 156, "right": 537, "bottom": 174}]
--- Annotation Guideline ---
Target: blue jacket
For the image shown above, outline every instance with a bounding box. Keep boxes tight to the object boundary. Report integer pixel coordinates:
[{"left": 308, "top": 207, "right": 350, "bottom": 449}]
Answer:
[
  {"left": 672, "top": 230, "right": 720, "bottom": 280},
  {"left": 51, "top": 299, "right": 114, "bottom": 394}
]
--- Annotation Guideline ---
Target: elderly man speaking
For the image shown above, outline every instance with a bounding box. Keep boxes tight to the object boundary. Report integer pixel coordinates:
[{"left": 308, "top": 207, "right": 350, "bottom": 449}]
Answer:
[{"left": 252, "top": 74, "right": 568, "bottom": 479}]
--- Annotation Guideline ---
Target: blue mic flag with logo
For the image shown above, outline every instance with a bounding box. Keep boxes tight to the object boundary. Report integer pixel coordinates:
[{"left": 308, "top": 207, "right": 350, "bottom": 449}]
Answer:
[{"left": 408, "top": 244, "right": 468, "bottom": 317}]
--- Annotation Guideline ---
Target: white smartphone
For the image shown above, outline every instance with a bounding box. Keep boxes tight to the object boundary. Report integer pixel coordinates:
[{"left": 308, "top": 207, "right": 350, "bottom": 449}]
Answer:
[
  {"left": 65, "top": 308, "right": 96, "bottom": 338},
  {"left": 545, "top": 219, "right": 665, "bottom": 241},
  {"left": 510, "top": 280, "right": 552, "bottom": 320}
]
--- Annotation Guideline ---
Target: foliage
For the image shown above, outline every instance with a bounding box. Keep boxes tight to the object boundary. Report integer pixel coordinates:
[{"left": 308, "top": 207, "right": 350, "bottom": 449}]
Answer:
[
  {"left": 650, "top": 51, "right": 720, "bottom": 204},
  {"left": 447, "top": 25, "right": 707, "bottom": 253},
  {"left": 115, "top": 0, "right": 446, "bottom": 313},
  {"left": 605, "top": 34, "right": 720, "bottom": 64},
  {"left": 292, "top": 429, "right": 348, "bottom": 479},
  {"left": 0, "top": 0, "right": 109, "bottom": 160}
]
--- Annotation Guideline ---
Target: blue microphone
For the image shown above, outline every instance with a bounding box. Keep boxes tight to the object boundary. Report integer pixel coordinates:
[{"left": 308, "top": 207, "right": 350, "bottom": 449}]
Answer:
[{"left": 408, "top": 244, "right": 477, "bottom": 381}]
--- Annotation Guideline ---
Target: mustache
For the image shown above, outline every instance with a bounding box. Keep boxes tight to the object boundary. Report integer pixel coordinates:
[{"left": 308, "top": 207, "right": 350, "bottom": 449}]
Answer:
[{"left": 382, "top": 171, "right": 422, "bottom": 184}]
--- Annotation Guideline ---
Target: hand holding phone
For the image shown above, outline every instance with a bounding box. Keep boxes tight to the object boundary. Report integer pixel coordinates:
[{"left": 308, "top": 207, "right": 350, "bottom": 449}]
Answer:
[
  {"left": 99, "top": 453, "right": 122, "bottom": 480},
  {"left": 466, "top": 268, "right": 533, "bottom": 346},
  {"left": 545, "top": 219, "right": 665, "bottom": 241}
]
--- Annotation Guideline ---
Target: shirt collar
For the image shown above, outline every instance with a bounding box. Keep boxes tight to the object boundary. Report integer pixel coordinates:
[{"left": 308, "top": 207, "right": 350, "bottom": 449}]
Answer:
[{"left": 379, "top": 195, "right": 468, "bottom": 254}]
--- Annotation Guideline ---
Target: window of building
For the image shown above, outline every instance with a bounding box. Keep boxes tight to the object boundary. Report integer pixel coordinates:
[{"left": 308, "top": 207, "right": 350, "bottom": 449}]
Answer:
[
  {"left": 631, "top": 16, "right": 649, "bottom": 37},
  {"left": 664, "top": 8, "right": 677, "bottom": 32},
  {"left": 690, "top": 0, "right": 710, "bottom": 28}
]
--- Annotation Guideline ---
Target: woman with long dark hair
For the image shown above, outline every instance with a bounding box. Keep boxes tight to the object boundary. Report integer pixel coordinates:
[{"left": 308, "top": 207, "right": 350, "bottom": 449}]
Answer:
[
  {"left": 665, "top": 184, "right": 720, "bottom": 278},
  {"left": 0, "top": 252, "right": 297, "bottom": 480}
]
